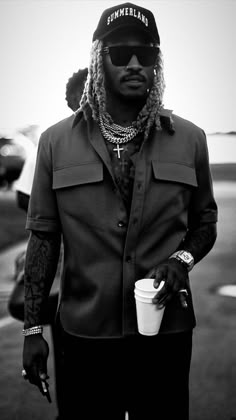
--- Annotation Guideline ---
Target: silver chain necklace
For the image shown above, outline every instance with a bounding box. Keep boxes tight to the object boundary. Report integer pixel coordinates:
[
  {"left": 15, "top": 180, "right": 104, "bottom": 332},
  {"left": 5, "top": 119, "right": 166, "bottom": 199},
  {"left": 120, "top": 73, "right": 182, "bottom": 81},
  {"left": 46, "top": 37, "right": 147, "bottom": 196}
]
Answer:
[{"left": 99, "top": 114, "right": 144, "bottom": 159}]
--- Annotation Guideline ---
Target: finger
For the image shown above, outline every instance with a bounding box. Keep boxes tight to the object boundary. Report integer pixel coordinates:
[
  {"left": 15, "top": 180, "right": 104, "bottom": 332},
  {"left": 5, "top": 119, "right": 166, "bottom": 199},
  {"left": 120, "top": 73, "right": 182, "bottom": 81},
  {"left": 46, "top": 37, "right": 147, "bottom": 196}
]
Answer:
[
  {"left": 40, "top": 379, "right": 52, "bottom": 403},
  {"left": 144, "top": 268, "right": 157, "bottom": 279},
  {"left": 39, "top": 359, "right": 49, "bottom": 381},
  {"left": 38, "top": 372, "right": 49, "bottom": 396},
  {"left": 152, "top": 298, "right": 165, "bottom": 309},
  {"left": 153, "top": 266, "right": 167, "bottom": 287},
  {"left": 26, "top": 364, "right": 40, "bottom": 386},
  {"left": 178, "top": 289, "right": 188, "bottom": 309},
  {"left": 39, "top": 372, "right": 49, "bottom": 381},
  {"left": 152, "top": 283, "right": 170, "bottom": 306},
  {"left": 41, "top": 379, "right": 49, "bottom": 395},
  {"left": 152, "top": 279, "right": 165, "bottom": 293},
  {"left": 154, "top": 291, "right": 173, "bottom": 307}
]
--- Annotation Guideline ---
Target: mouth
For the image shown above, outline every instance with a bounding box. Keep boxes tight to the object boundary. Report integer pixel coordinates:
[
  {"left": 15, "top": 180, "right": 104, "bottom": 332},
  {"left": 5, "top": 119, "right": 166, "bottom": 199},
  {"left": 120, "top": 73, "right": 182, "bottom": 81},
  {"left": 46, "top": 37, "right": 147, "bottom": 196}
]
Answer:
[
  {"left": 122, "top": 76, "right": 145, "bottom": 88},
  {"left": 123, "top": 75, "right": 145, "bottom": 83}
]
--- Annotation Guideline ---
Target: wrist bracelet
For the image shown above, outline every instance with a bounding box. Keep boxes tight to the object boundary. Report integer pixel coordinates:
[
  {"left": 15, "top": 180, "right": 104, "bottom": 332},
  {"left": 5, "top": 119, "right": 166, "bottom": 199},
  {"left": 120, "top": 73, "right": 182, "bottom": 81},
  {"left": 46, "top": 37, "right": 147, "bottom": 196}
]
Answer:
[{"left": 22, "top": 325, "right": 43, "bottom": 336}]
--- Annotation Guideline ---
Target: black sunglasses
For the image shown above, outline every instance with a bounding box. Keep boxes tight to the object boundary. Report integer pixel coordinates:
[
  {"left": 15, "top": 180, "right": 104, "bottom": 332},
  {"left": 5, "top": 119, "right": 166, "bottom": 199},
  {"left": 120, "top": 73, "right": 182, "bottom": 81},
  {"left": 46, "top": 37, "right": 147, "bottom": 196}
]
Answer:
[{"left": 103, "top": 45, "right": 159, "bottom": 67}]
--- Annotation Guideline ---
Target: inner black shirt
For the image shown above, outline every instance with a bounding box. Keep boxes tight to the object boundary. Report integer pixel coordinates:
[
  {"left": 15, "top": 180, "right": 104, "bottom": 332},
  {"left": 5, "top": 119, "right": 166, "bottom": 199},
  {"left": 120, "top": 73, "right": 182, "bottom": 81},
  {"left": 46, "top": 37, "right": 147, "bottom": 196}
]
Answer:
[{"left": 105, "top": 133, "right": 144, "bottom": 215}]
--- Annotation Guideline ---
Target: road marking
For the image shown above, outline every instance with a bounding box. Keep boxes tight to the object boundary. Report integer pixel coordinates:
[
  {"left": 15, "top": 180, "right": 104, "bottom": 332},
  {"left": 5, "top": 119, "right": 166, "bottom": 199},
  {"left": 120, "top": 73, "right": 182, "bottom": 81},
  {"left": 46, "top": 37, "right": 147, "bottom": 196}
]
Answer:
[
  {"left": 0, "top": 316, "right": 14, "bottom": 329},
  {"left": 217, "top": 284, "right": 236, "bottom": 298}
]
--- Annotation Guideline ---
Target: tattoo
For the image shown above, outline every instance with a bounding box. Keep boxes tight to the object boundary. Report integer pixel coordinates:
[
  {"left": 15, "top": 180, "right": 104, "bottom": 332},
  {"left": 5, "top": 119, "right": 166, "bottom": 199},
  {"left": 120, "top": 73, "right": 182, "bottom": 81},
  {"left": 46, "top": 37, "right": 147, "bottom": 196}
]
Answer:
[
  {"left": 24, "top": 230, "right": 61, "bottom": 329},
  {"left": 182, "top": 223, "right": 217, "bottom": 265}
]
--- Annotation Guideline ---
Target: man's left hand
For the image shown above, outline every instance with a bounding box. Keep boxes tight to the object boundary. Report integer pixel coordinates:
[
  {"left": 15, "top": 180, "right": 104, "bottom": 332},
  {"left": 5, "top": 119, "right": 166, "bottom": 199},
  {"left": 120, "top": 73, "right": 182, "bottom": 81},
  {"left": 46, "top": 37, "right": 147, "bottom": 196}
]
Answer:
[{"left": 145, "top": 259, "right": 189, "bottom": 309}]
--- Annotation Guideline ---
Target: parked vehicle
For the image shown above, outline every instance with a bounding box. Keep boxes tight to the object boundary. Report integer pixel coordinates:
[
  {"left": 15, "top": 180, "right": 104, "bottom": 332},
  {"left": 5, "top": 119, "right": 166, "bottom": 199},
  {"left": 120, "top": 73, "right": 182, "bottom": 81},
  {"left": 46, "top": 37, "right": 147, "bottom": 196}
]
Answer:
[{"left": 0, "top": 137, "right": 26, "bottom": 187}]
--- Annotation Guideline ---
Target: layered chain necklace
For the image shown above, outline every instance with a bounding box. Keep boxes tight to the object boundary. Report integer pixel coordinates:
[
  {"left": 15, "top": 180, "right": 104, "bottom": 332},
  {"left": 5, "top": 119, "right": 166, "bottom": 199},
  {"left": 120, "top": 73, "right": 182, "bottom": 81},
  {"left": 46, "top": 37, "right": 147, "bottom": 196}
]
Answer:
[{"left": 99, "top": 113, "right": 144, "bottom": 159}]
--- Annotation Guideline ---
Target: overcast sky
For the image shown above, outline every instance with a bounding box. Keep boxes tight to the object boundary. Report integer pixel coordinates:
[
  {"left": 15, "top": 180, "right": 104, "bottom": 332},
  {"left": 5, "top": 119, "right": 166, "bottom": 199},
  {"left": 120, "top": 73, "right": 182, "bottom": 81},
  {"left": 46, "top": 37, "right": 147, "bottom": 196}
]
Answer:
[{"left": 0, "top": 0, "right": 235, "bottom": 136}]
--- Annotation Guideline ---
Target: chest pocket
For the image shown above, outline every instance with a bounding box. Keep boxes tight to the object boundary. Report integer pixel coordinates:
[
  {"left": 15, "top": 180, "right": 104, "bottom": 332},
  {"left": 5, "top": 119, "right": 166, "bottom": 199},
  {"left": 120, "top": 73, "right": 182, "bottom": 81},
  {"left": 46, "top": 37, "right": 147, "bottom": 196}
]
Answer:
[
  {"left": 149, "top": 160, "right": 198, "bottom": 224},
  {"left": 52, "top": 160, "right": 103, "bottom": 206},
  {"left": 152, "top": 161, "right": 198, "bottom": 187},
  {"left": 52, "top": 161, "right": 103, "bottom": 190},
  {"left": 52, "top": 161, "right": 105, "bottom": 229}
]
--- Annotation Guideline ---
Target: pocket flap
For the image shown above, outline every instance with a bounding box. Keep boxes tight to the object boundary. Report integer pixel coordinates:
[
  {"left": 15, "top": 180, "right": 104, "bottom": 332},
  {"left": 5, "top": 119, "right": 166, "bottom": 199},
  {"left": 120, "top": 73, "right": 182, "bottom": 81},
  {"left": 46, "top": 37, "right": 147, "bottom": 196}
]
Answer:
[
  {"left": 152, "top": 161, "right": 197, "bottom": 187},
  {"left": 53, "top": 162, "right": 103, "bottom": 189}
]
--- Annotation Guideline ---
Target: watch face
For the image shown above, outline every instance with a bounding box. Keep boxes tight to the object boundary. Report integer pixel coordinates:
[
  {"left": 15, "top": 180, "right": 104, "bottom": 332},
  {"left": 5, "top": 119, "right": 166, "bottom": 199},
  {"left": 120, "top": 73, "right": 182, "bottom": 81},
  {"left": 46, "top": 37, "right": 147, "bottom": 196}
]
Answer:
[
  {"left": 180, "top": 251, "right": 193, "bottom": 265},
  {"left": 181, "top": 252, "right": 192, "bottom": 263}
]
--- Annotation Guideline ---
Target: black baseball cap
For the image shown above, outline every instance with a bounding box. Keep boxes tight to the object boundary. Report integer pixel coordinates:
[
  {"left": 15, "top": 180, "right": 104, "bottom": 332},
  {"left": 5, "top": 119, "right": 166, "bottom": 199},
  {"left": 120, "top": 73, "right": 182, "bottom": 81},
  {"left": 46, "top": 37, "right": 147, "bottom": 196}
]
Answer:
[{"left": 92, "top": 2, "right": 160, "bottom": 45}]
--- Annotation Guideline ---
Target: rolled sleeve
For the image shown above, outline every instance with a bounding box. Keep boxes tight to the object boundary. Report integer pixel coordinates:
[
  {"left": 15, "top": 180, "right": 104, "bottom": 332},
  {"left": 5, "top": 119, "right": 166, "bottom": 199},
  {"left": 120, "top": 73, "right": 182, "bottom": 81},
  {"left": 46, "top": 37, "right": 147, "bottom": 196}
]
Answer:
[{"left": 26, "top": 132, "right": 61, "bottom": 232}]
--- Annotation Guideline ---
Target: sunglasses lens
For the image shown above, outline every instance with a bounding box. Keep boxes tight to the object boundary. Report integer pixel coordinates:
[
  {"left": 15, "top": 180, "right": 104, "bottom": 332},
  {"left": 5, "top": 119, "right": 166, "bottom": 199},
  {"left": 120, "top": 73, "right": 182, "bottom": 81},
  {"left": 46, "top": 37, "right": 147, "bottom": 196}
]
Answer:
[
  {"left": 109, "top": 47, "right": 130, "bottom": 66},
  {"left": 139, "top": 48, "right": 158, "bottom": 66},
  {"left": 108, "top": 46, "right": 158, "bottom": 67}
]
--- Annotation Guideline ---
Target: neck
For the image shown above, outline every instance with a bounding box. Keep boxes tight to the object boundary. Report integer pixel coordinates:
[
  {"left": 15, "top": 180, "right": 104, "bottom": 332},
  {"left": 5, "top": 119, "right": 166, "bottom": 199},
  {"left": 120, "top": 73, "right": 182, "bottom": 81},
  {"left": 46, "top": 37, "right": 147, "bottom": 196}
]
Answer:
[{"left": 105, "top": 95, "right": 145, "bottom": 126}]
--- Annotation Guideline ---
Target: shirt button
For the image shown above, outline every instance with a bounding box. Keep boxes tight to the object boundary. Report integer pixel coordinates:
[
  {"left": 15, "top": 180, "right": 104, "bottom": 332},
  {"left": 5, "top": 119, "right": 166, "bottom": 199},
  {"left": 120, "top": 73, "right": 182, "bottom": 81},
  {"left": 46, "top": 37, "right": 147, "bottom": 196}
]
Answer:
[
  {"left": 118, "top": 221, "right": 126, "bottom": 228},
  {"left": 126, "top": 256, "right": 132, "bottom": 263}
]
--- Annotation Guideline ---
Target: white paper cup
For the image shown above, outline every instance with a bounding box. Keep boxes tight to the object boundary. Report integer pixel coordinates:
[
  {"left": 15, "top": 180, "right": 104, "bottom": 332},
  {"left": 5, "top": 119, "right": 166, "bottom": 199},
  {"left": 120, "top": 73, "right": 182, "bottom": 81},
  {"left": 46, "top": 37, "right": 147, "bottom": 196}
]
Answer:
[{"left": 134, "top": 279, "right": 165, "bottom": 336}]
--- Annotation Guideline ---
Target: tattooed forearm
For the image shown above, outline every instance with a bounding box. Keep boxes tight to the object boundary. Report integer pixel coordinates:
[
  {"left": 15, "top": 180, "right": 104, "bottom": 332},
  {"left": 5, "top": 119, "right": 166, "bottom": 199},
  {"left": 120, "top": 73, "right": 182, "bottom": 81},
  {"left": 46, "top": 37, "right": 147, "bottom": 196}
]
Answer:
[
  {"left": 182, "top": 222, "right": 217, "bottom": 265},
  {"left": 24, "top": 230, "right": 61, "bottom": 329}
]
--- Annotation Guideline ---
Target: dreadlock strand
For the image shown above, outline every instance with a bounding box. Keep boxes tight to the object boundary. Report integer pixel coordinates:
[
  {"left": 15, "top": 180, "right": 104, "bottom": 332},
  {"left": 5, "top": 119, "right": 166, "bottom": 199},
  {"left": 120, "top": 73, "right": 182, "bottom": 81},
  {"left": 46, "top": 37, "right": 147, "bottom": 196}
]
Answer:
[
  {"left": 153, "top": 51, "right": 165, "bottom": 131},
  {"left": 80, "top": 40, "right": 99, "bottom": 120},
  {"left": 144, "top": 86, "right": 161, "bottom": 140},
  {"left": 139, "top": 50, "right": 165, "bottom": 139},
  {"left": 96, "top": 42, "right": 106, "bottom": 116},
  {"left": 88, "top": 41, "right": 100, "bottom": 120}
]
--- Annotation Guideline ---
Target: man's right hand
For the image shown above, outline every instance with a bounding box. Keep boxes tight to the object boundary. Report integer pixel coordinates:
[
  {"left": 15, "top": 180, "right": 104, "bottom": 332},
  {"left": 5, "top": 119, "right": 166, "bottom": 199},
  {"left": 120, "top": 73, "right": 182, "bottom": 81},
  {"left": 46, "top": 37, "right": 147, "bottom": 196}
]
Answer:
[{"left": 23, "top": 334, "right": 49, "bottom": 392}]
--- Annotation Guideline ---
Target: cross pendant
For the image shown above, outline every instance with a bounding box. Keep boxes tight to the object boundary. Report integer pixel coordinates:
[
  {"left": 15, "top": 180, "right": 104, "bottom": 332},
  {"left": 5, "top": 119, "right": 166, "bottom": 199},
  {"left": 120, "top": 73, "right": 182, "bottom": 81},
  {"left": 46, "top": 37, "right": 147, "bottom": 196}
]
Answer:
[{"left": 113, "top": 144, "right": 124, "bottom": 159}]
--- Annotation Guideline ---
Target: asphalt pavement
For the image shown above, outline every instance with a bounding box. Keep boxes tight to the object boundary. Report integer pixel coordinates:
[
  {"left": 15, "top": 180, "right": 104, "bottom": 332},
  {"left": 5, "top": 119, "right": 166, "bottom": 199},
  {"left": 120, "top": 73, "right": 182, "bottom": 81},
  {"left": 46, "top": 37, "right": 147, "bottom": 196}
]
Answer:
[{"left": 0, "top": 181, "right": 236, "bottom": 420}]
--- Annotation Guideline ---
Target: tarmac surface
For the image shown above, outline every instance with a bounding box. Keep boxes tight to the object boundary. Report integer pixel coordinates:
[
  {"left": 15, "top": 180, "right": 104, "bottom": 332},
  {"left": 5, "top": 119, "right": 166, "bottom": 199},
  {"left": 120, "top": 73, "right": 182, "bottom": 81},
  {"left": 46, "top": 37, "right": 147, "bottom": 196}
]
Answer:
[{"left": 0, "top": 181, "right": 236, "bottom": 420}]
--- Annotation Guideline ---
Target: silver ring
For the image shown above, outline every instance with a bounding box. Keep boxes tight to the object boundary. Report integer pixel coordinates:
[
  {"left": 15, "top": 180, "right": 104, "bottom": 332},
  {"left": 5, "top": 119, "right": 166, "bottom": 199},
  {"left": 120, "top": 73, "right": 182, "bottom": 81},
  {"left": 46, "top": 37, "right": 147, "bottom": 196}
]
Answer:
[
  {"left": 178, "top": 288, "right": 188, "bottom": 296},
  {"left": 22, "top": 369, "right": 27, "bottom": 378}
]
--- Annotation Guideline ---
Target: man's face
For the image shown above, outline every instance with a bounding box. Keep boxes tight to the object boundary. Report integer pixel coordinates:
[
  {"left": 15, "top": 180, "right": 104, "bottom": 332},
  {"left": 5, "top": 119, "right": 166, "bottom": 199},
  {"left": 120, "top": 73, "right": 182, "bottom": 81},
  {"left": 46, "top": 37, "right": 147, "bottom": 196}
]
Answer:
[{"left": 103, "top": 29, "right": 157, "bottom": 102}]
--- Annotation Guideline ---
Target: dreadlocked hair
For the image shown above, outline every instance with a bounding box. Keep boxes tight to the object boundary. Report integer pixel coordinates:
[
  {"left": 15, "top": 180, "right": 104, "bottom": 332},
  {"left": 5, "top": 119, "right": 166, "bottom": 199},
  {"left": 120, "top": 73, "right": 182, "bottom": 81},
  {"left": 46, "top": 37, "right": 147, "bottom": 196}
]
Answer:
[
  {"left": 80, "top": 40, "right": 106, "bottom": 121},
  {"left": 136, "top": 50, "right": 165, "bottom": 140},
  {"left": 80, "top": 40, "right": 166, "bottom": 140}
]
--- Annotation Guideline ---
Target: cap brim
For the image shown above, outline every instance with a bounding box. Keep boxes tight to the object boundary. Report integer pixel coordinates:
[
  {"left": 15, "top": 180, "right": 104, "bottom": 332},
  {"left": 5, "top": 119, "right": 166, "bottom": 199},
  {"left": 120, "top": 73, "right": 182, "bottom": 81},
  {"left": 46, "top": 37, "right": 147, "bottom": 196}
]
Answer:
[{"left": 96, "top": 23, "right": 159, "bottom": 44}]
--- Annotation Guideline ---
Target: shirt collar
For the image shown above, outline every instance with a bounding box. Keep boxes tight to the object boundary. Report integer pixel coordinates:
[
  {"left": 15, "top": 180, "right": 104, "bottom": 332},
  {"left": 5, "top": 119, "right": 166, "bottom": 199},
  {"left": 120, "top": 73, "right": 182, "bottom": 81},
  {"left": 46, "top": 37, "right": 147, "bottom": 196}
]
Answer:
[
  {"left": 159, "top": 108, "right": 175, "bottom": 134},
  {"left": 72, "top": 106, "right": 175, "bottom": 134}
]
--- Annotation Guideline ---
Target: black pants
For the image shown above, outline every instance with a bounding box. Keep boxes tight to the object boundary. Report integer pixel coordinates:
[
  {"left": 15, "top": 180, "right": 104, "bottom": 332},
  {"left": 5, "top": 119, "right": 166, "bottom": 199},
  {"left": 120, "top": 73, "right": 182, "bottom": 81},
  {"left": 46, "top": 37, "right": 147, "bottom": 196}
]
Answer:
[
  {"left": 57, "top": 327, "right": 192, "bottom": 420},
  {"left": 50, "top": 324, "right": 64, "bottom": 418}
]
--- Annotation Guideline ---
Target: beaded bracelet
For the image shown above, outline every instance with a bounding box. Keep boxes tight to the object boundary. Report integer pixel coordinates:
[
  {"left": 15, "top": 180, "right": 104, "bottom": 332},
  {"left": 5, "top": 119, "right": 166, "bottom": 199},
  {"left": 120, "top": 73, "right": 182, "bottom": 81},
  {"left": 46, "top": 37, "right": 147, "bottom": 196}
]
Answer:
[{"left": 22, "top": 325, "right": 43, "bottom": 336}]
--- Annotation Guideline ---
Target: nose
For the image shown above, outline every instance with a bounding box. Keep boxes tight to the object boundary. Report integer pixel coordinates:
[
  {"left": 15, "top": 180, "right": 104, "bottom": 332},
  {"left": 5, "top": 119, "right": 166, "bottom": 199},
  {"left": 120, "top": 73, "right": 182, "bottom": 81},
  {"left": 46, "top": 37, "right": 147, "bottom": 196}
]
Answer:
[{"left": 126, "top": 54, "right": 142, "bottom": 70}]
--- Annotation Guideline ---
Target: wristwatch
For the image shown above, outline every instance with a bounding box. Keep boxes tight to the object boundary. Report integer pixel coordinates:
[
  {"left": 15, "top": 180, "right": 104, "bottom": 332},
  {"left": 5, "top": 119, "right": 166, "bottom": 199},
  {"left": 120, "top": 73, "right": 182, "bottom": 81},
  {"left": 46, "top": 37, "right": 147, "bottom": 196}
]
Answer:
[{"left": 169, "top": 250, "right": 194, "bottom": 272}]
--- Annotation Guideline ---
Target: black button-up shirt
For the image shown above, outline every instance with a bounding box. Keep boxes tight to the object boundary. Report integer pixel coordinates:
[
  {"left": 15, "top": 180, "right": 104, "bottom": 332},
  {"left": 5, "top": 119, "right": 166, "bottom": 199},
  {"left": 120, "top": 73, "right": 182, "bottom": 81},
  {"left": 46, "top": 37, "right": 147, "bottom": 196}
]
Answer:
[{"left": 26, "top": 109, "right": 217, "bottom": 338}]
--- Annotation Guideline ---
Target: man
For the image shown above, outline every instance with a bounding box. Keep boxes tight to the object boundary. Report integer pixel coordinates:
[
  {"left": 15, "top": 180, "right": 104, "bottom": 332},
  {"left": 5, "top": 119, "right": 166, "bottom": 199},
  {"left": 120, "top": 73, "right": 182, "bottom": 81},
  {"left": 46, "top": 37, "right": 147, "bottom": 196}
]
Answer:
[{"left": 22, "top": 3, "right": 217, "bottom": 420}]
